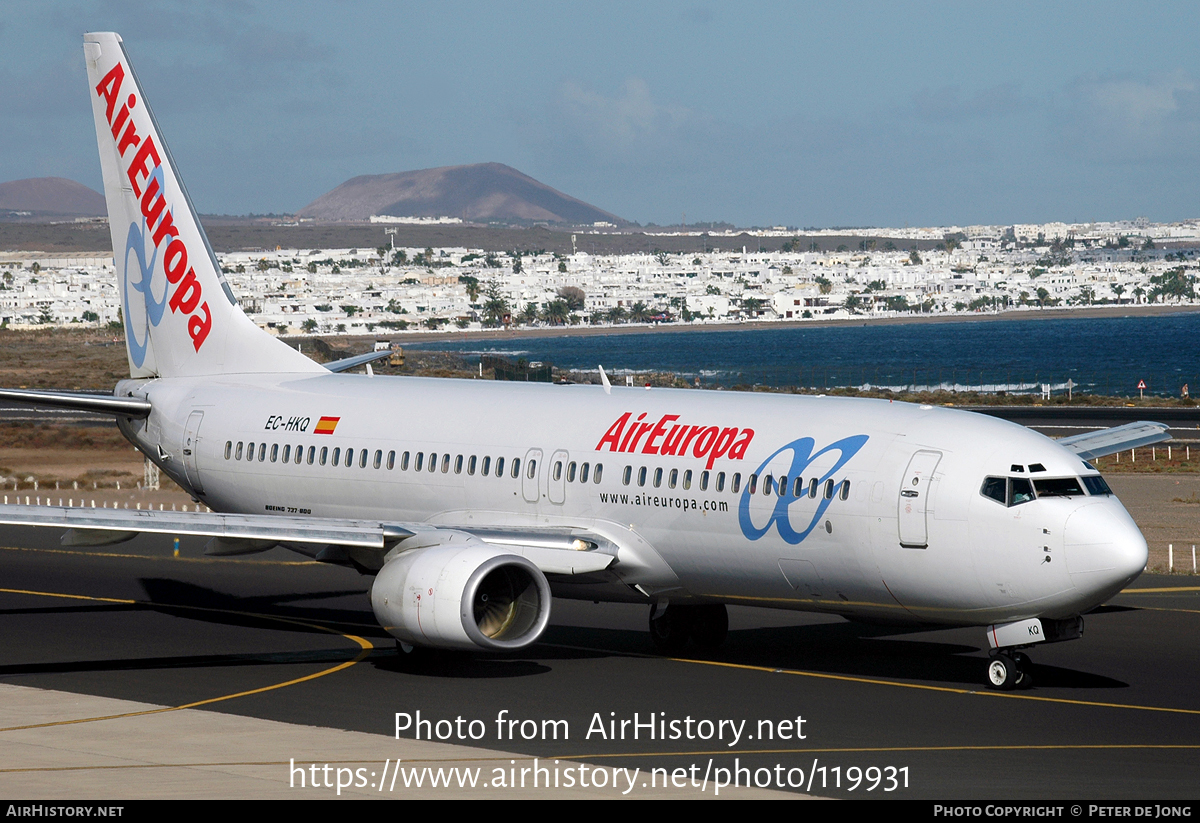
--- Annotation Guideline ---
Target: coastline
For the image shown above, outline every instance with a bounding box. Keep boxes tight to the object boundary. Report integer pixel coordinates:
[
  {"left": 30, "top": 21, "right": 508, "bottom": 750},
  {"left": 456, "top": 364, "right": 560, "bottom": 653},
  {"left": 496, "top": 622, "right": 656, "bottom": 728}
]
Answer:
[{"left": 333, "top": 302, "right": 1200, "bottom": 346}]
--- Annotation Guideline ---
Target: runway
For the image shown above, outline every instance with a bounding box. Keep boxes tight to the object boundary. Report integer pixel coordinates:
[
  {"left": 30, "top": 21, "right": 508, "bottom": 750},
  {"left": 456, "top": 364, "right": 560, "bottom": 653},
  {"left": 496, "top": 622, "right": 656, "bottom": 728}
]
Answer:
[{"left": 0, "top": 526, "right": 1196, "bottom": 799}]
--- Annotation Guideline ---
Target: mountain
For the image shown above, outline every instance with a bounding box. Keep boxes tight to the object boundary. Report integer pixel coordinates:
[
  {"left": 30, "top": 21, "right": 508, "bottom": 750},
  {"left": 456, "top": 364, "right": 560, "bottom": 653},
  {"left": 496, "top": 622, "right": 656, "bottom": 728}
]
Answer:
[
  {"left": 297, "top": 163, "right": 624, "bottom": 225},
  {"left": 0, "top": 177, "right": 107, "bottom": 218}
]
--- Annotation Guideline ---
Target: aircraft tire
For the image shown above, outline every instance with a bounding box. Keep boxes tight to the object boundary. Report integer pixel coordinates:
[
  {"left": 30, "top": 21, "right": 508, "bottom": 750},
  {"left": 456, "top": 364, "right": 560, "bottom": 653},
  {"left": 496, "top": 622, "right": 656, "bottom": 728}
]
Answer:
[
  {"left": 1012, "top": 652, "right": 1034, "bottom": 689},
  {"left": 690, "top": 604, "right": 729, "bottom": 650},
  {"left": 649, "top": 605, "right": 691, "bottom": 653},
  {"left": 986, "top": 653, "right": 1019, "bottom": 690}
]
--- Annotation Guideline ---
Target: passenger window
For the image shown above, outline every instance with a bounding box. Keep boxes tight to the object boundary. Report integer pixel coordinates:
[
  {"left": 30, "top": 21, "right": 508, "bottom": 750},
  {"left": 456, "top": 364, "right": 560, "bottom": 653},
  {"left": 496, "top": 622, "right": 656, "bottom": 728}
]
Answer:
[
  {"left": 387, "top": 450, "right": 395, "bottom": 470},
  {"left": 295, "top": 444, "right": 303, "bottom": 464},
  {"left": 748, "top": 474, "right": 758, "bottom": 494},
  {"left": 1009, "top": 477, "right": 1035, "bottom": 506},
  {"left": 824, "top": 479, "right": 835, "bottom": 499},
  {"left": 638, "top": 467, "right": 647, "bottom": 487},
  {"left": 468, "top": 455, "right": 476, "bottom": 475},
  {"left": 527, "top": 459, "right": 536, "bottom": 479},
  {"left": 307, "top": 445, "right": 315, "bottom": 465},
  {"left": 793, "top": 476, "right": 804, "bottom": 497},
  {"left": 668, "top": 468, "right": 677, "bottom": 489},
  {"left": 763, "top": 474, "right": 772, "bottom": 496},
  {"left": 981, "top": 476, "right": 1006, "bottom": 504},
  {"left": 270, "top": 444, "right": 279, "bottom": 463},
  {"left": 319, "top": 446, "right": 328, "bottom": 466},
  {"left": 840, "top": 480, "right": 851, "bottom": 500},
  {"left": 699, "top": 470, "right": 708, "bottom": 491},
  {"left": 428, "top": 452, "right": 437, "bottom": 472},
  {"left": 653, "top": 467, "right": 663, "bottom": 488},
  {"left": 359, "top": 449, "right": 367, "bottom": 468},
  {"left": 333, "top": 447, "right": 341, "bottom": 466},
  {"left": 415, "top": 452, "right": 424, "bottom": 472},
  {"left": 568, "top": 462, "right": 577, "bottom": 483},
  {"left": 282, "top": 445, "right": 290, "bottom": 463},
  {"left": 808, "top": 478, "right": 818, "bottom": 498},
  {"left": 374, "top": 450, "right": 382, "bottom": 469},
  {"left": 779, "top": 475, "right": 788, "bottom": 496},
  {"left": 454, "top": 455, "right": 463, "bottom": 474},
  {"left": 593, "top": 464, "right": 603, "bottom": 483},
  {"left": 401, "top": 451, "right": 410, "bottom": 471},
  {"left": 246, "top": 442, "right": 254, "bottom": 461},
  {"left": 553, "top": 461, "right": 562, "bottom": 481},
  {"left": 442, "top": 454, "right": 450, "bottom": 473},
  {"left": 683, "top": 470, "right": 691, "bottom": 490},
  {"left": 511, "top": 458, "right": 520, "bottom": 478},
  {"left": 495, "top": 456, "right": 504, "bottom": 476},
  {"left": 482, "top": 456, "right": 491, "bottom": 476},
  {"left": 622, "top": 466, "right": 632, "bottom": 486},
  {"left": 224, "top": 441, "right": 232, "bottom": 460},
  {"left": 732, "top": 473, "right": 741, "bottom": 493},
  {"left": 580, "top": 462, "right": 590, "bottom": 483},
  {"left": 257, "top": 443, "right": 265, "bottom": 461},
  {"left": 716, "top": 472, "right": 726, "bottom": 492}
]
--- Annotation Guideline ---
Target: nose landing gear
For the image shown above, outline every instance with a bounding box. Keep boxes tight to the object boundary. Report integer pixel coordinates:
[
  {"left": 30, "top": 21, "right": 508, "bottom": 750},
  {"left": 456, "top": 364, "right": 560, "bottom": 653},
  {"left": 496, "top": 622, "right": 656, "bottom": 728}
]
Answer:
[{"left": 986, "top": 651, "right": 1033, "bottom": 690}]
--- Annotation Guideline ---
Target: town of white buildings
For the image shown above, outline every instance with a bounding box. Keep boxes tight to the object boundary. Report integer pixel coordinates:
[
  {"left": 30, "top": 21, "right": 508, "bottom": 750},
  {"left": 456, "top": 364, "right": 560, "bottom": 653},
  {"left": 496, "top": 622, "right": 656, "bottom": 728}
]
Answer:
[{"left": 1, "top": 217, "right": 1197, "bottom": 335}]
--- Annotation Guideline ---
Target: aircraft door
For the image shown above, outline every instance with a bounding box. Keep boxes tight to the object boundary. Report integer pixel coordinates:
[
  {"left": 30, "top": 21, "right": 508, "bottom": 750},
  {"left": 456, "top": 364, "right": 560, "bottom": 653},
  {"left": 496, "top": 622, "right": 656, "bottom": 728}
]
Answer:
[
  {"left": 181, "top": 410, "right": 205, "bottom": 495},
  {"left": 548, "top": 449, "right": 568, "bottom": 504},
  {"left": 897, "top": 450, "right": 941, "bottom": 548},
  {"left": 522, "top": 448, "right": 542, "bottom": 503}
]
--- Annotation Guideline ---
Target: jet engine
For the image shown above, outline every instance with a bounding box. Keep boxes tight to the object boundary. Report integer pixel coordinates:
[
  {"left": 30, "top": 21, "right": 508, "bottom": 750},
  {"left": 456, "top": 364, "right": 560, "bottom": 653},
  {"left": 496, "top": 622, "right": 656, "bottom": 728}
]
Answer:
[{"left": 370, "top": 543, "right": 552, "bottom": 651}]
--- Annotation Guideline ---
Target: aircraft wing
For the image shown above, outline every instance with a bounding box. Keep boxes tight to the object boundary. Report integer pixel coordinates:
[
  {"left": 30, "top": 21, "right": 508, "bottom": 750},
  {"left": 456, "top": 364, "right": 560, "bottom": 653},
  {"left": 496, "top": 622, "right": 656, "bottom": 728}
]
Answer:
[
  {"left": 0, "top": 504, "right": 615, "bottom": 574},
  {"left": 1056, "top": 421, "right": 1172, "bottom": 461},
  {"left": 0, "top": 388, "right": 151, "bottom": 418},
  {"left": 323, "top": 350, "right": 393, "bottom": 373}
]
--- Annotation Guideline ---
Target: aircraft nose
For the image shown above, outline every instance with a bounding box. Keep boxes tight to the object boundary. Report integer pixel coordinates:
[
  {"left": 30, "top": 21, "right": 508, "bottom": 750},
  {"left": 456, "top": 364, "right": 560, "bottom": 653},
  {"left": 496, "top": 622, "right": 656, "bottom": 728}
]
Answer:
[{"left": 1063, "top": 501, "right": 1148, "bottom": 600}]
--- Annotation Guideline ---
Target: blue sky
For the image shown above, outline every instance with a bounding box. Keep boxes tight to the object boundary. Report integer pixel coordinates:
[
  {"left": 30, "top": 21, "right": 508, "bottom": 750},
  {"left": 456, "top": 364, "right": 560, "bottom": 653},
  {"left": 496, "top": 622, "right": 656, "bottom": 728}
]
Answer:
[{"left": 2, "top": 1, "right": 1198, "bottom": 227}]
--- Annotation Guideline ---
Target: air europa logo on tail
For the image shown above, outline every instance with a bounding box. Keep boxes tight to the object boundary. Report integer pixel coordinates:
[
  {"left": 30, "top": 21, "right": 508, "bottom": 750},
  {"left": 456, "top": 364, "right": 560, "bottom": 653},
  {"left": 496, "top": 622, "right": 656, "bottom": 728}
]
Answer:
[
  {"left": 595, "top": 412, "right": 754, "bottom": 470},
  {"left": 95, "top": 60, "right": 211, "bottom": 361}
]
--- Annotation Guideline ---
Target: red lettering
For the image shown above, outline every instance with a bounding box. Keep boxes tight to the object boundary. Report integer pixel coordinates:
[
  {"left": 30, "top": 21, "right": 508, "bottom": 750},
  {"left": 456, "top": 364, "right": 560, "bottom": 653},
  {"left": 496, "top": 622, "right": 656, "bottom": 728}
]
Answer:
[
  {"left": 187, "top": 301, "right": 211, "bottom": 351},
  {"left": 728, "top": 429, "right": 755, "bottom": 461},
  {"left": 678, "top": 426, "right": 702, "bottom": 455},
  {"left": 169, "top": 268, "right": 202, "bottom": 314},
  {"left": 126, "top": 135, "right": 160, "bottom": 197},
  {"left": 618, "top": 413, "right": 647, "bottom": 451},
  {"left": 116, "top": 119, "right": 140, "bottom": 156},
  {"left": 659, "top": 424, "right": 684, "bottom": 456},
  {"left": 642, "top": 415, "right": 678, "bottom": 455},
  {"left": 691, "top": 426, "right": 718, "bottom": 460},
  {"left": 151, "top": 208, "right": 179, "bottom": 247},
  {"left": 163, "top": 240, "right": 189, "bottom": 285},
  {"left": 110, "top": 95, "right": 136, "bottom": 140},
  {"left": 139, "top": 177, "right": 165, "bottom": 231},
  {"left": 705, "top": 427, "right": 739, "bottom": 470},
  {"left": 627, "top": 422, "right": 654, "bottom": 453},
  {"left": 596, "top": 412, "right": 630, "bottom": 452},
  {"left": 95, "top": 62, "right": 124, "bottom": 124}
]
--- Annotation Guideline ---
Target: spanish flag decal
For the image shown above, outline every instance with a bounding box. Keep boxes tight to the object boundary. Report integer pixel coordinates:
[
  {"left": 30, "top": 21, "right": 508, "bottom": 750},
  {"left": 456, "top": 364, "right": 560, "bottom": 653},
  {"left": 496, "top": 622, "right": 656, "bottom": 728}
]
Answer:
[{"left": 314, "top": 416, "right": 340, "bottom": 435}]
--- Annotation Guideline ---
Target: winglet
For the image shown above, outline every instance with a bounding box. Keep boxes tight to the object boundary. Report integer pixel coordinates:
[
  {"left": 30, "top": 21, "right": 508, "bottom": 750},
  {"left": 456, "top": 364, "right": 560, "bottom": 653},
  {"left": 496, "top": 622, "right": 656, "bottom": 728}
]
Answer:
[{"left": 599, "top": 365, "right": 612, "bottom": 395}]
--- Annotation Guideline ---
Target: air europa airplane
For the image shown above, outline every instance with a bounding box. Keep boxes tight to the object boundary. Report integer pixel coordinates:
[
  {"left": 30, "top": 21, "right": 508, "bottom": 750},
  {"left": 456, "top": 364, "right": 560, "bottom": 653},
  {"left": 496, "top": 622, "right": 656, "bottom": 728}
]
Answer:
[{"left": 0, "top": 32, "right": 1170, "bottom": 690}]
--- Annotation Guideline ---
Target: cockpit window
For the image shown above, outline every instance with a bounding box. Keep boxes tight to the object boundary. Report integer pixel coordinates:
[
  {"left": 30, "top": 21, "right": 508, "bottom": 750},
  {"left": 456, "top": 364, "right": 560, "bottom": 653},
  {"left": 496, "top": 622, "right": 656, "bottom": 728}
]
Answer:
[
  {"left": 981, "top": 476, "right": 1006, "bottom": 504},
  {"left": 1009, "top": 477, "right": 1035, "bottom": 506},
  {"left": 1082, "top": 475, "right": 1112, "bottom": 496},
  {"left": 1033, "top": 477, "right": 1086, "bottom": 498}
]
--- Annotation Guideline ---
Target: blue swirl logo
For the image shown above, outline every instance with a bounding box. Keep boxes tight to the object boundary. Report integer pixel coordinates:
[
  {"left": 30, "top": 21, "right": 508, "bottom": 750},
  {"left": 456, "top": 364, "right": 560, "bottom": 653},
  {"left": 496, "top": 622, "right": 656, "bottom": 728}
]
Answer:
[
  {"left": 121, "top": 166, "right": 168, "bottom": 369},
  {"left": 738, "top": 434, "right": 869, "bottom": 544}
]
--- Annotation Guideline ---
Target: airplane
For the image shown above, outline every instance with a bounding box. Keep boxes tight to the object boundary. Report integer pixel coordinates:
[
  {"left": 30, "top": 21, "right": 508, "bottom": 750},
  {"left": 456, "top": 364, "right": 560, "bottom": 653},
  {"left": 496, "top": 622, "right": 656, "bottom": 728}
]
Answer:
[{"left": 0, "top": 32, "right": 1171, "bottom": 691}]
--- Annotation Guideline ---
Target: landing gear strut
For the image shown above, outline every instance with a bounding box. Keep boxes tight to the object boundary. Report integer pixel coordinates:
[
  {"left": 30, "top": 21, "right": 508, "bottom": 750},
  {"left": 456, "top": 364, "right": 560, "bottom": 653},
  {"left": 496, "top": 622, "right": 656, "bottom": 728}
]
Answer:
[
  {"left": 986, "top": 650, "right": 1033, "bottom": 690},
  {"left": 649, "top": 603, "right": 728, "bottom": 653}
]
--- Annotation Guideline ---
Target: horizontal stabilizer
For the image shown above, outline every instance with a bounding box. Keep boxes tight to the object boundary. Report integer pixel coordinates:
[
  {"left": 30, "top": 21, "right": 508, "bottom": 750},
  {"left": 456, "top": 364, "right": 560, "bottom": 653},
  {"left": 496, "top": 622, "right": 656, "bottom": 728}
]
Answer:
[
  {"left": 1057, "top": 421, "right": 1171, "bottom": 460},
  {"left": 0, "top": 388, "right": 151, "bottom": 418},
  {"left": 324, "top": 350, "right": 393, "bottom": 373}
]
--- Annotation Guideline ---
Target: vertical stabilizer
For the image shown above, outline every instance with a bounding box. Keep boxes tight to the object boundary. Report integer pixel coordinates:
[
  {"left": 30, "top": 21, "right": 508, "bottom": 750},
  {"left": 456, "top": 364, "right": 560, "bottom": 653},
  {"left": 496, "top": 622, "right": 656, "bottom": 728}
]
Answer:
[{"left": 83, "top": 33, "right": 323, "bottom": 378}]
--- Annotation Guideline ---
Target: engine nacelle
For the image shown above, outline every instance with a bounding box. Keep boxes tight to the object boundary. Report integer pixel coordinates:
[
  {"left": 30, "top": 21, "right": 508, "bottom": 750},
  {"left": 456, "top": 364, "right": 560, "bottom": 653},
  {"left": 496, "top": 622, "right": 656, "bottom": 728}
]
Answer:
[{"left": 371, "top": 543, "right": 552, "bottom": 651}]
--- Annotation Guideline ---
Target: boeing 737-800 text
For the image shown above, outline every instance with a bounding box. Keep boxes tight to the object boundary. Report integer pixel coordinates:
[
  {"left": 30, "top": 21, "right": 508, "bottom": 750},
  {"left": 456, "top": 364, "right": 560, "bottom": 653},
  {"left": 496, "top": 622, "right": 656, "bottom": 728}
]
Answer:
[{"left": 0, "top": 33, "right": 1168, "bottom": 690}]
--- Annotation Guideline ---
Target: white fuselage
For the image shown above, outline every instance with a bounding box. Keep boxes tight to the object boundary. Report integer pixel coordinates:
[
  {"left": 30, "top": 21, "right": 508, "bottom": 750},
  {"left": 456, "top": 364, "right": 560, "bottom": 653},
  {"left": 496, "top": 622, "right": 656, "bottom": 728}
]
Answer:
[{"left": 116, "top": 372, "right": 1148, "bottom": 628}]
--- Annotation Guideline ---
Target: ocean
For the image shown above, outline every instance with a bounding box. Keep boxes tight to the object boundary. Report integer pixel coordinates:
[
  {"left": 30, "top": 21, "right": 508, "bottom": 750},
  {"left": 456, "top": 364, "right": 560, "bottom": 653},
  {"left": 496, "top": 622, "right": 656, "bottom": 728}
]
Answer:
[{"left": 406, "top": 311, "right": 1200, "bottom": 397}]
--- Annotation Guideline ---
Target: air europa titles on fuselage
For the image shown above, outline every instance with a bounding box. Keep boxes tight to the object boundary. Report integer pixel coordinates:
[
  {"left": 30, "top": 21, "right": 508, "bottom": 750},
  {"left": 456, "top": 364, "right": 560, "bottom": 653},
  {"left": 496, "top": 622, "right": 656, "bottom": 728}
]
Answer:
[
  {"left": 95, "top": 60, "right": 211, "bottom": 353},
  {"left": 595, "top": 412, "right": 754, "bottom": 470}
]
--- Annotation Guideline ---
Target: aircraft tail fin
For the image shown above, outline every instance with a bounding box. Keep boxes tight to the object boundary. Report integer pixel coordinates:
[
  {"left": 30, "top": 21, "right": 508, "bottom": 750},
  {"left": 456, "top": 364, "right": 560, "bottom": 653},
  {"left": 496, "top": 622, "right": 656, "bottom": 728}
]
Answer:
[{"left": 82, "top": 33, "right": 323, "bottom": 379}]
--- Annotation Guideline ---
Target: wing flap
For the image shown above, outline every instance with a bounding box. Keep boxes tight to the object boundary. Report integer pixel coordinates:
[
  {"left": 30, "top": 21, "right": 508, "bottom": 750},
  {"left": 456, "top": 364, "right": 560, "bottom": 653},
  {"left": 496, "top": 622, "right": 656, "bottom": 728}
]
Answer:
[{"left": 1057, "top": 420, "right": 1172, "bottom": 460}]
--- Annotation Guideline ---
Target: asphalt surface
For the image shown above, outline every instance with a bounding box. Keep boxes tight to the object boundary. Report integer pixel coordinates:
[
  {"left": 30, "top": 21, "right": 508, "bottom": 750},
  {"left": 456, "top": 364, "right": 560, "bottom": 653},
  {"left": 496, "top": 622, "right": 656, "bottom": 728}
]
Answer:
[{"left": 0, "top": 525, "right": 1197, "bottom": 800}]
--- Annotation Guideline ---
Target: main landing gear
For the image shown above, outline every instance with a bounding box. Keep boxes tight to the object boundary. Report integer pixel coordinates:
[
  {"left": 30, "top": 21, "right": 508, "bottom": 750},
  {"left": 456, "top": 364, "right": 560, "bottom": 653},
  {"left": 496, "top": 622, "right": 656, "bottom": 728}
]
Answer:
[
  {"left": 649, "top": 602, "right": 728, "bottom": 653},
  {"left": 986, "top": 650, "right": 1033, "bottom": 690}
]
